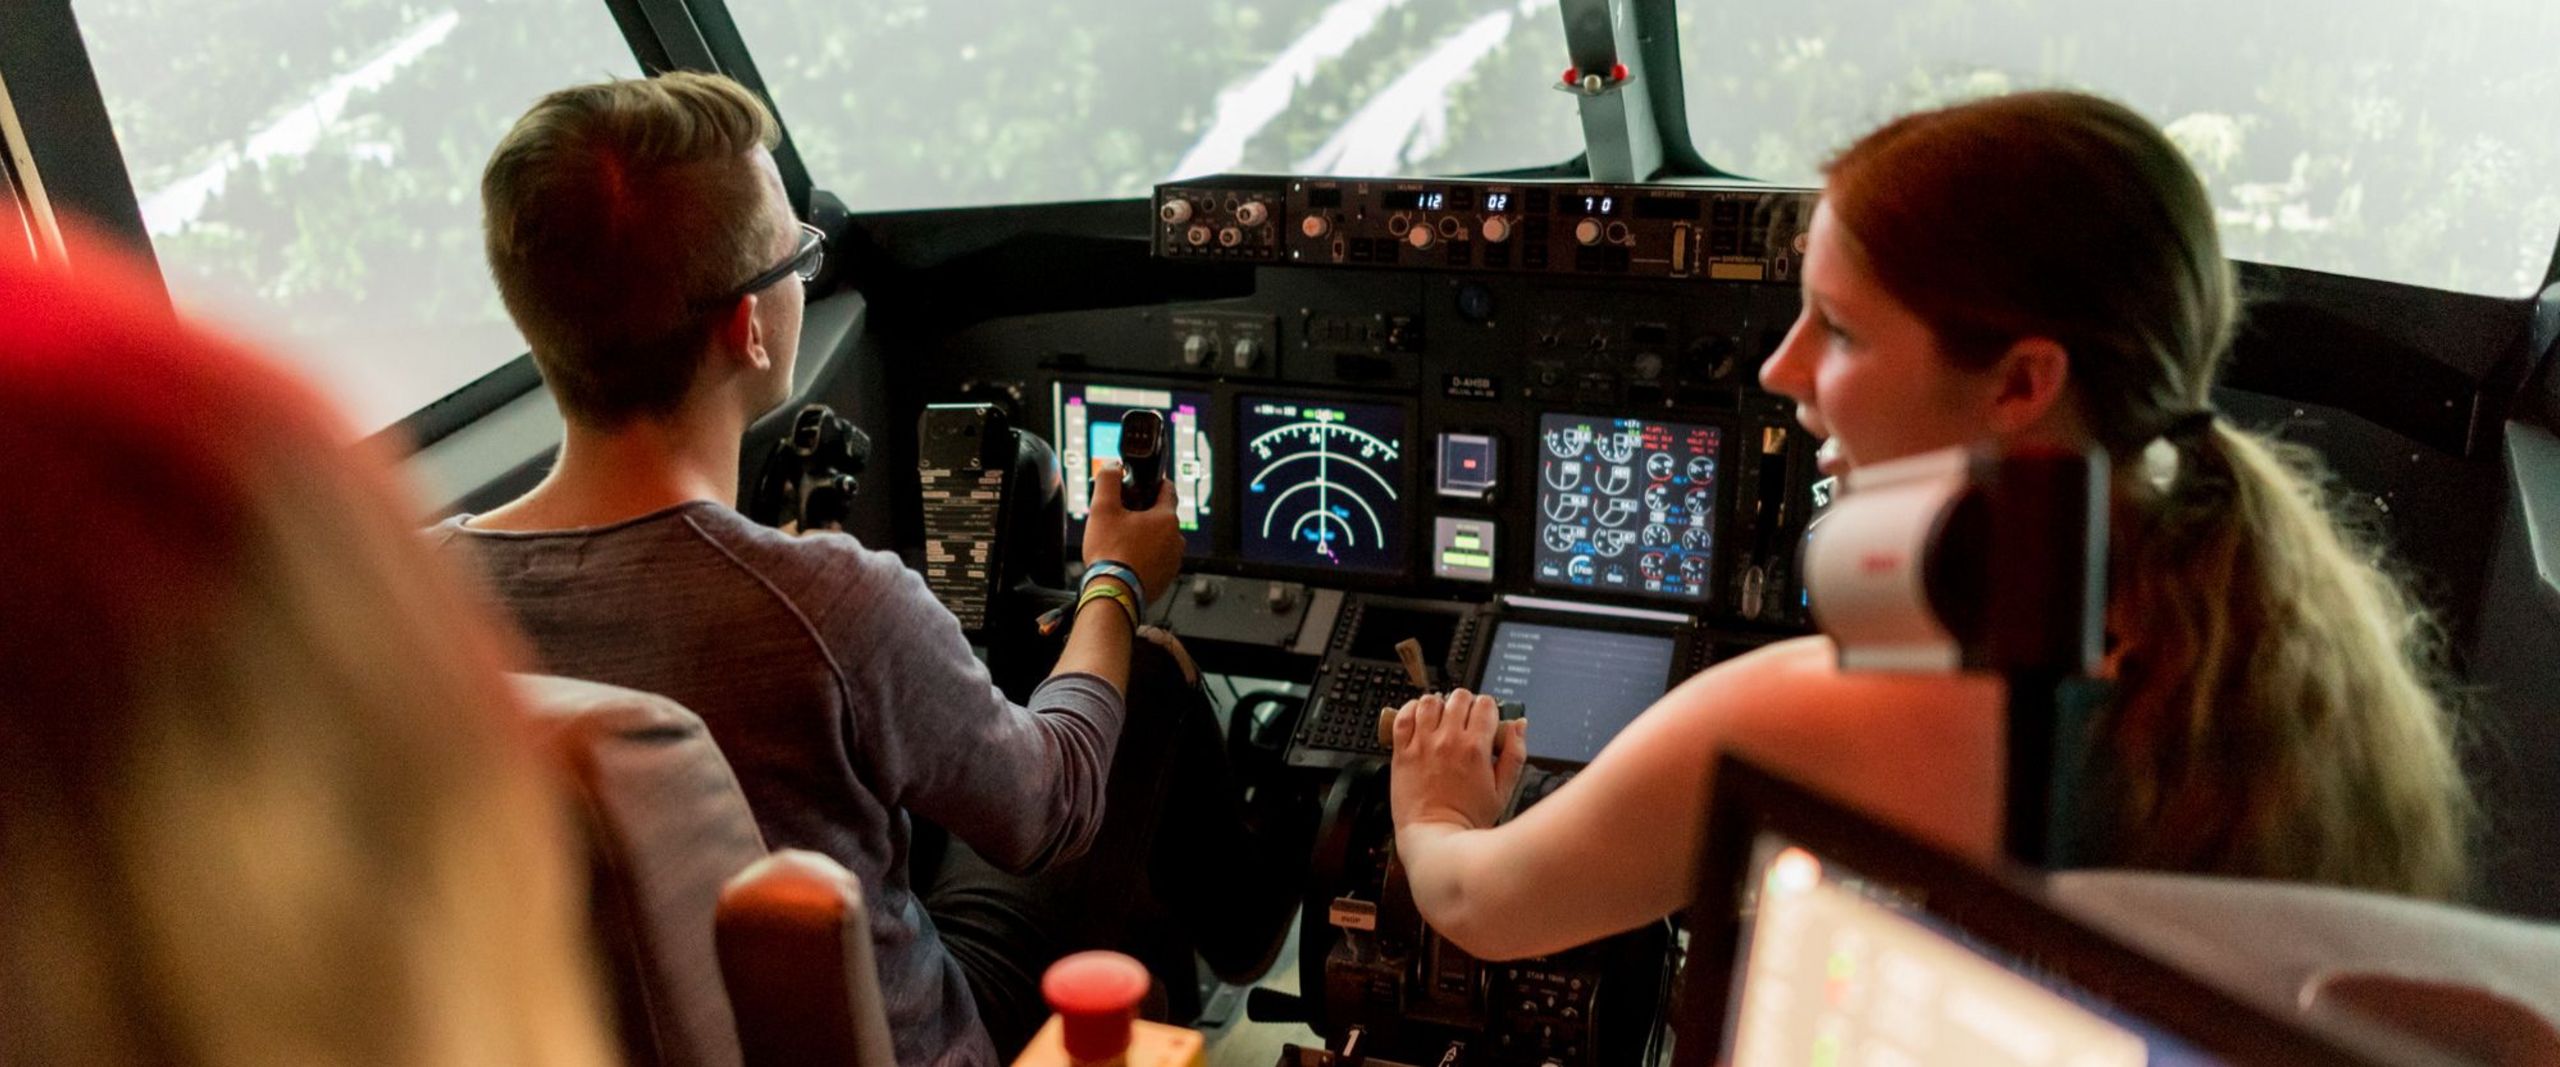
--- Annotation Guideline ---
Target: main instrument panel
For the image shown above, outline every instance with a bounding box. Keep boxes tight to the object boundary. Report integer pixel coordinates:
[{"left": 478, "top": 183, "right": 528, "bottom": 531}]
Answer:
[
  {"left": 899, "top": 169, "right": 1830, "bottom": 792},
  {"left": 893, "top": 174, "right": 1830, "bottom": 1067}
]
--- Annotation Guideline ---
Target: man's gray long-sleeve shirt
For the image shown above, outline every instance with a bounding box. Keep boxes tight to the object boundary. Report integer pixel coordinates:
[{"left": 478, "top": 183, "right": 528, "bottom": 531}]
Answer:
[{"left": 429, "top": 501, "right": 1123, "bottom": 1067}]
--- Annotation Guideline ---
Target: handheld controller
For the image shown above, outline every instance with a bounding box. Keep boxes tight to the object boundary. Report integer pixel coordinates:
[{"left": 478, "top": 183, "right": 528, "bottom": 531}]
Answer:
[{"left": 1118, "top": 409, "right": 1166, "bottom": 511}]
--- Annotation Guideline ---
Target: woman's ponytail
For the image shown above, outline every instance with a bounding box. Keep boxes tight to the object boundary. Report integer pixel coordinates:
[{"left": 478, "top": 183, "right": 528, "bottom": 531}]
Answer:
[{"left": 2100, "top": 423, "right": 2471, "bottom": 897}]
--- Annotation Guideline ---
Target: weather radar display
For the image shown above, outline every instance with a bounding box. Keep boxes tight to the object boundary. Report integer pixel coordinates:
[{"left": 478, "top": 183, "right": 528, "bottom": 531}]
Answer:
[
  {"left": 1536, "top": 413, "right": 1721, "bottom": 601},
  {"left": 1240, "top": 397, "right": 1408, "bottom": 574}
]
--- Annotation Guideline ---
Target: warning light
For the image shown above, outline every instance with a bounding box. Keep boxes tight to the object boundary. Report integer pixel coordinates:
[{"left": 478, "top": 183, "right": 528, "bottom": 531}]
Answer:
[{"left": 1436, "top": 432, "right": 1499, "bottom": 500}]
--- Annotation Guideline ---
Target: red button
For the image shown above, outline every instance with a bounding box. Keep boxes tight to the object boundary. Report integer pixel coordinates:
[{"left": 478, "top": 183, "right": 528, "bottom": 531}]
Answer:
[{"left": 1042, "top": 951, "right": 1151, "bottom": 1062}]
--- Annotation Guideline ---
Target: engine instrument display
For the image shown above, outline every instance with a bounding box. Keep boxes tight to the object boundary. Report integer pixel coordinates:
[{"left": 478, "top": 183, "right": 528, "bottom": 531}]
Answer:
[
  {"left": 1240, "top": 396, "right": 1408, "bottom": 574},
  {"left": 1056, "top": 382, "right": 1213, "bottom": 555},
  {"left": 1536, "top": 413, "right": 1721, "bottom": 601}
]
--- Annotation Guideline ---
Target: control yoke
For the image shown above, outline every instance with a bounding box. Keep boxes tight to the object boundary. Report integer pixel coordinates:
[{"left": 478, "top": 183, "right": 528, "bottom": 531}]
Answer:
[
  {"left": 1118, "top": 409, "right": 1166, "bottom": 511},
  {"left": 747, "top": 404, "right": 872, "bottom": 533}
]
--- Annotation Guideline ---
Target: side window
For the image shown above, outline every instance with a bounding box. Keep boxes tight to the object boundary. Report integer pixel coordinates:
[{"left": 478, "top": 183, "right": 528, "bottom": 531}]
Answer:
[
  {"left": 1679, "top": 1, "right": 2560, "bottom": 297},
  {"left": 76, "top": 1, "right": 644, "bottom": 432}
]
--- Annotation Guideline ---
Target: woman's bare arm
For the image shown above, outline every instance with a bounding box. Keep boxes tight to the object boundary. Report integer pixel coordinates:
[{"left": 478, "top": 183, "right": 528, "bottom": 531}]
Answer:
[{"left": 1390, "top": 637, "right": 2005, "bottom": 961}]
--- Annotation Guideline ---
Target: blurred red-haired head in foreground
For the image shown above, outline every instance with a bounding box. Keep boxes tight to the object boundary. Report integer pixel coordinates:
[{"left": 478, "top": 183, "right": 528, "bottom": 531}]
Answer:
[{"left": 0, "top": 240, "right": 614, "bottom": 1066}]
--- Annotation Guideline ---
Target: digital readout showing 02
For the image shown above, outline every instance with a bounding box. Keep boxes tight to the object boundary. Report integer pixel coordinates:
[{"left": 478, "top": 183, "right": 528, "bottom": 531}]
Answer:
[{"left": 1536, "top": 414, "right": 1720, "bottom": 601}]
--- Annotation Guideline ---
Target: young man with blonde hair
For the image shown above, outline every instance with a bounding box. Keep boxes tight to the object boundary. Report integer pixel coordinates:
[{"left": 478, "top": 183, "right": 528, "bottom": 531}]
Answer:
[{"left": 432, "top": 72, "right": 1235, "bottom": 1066}]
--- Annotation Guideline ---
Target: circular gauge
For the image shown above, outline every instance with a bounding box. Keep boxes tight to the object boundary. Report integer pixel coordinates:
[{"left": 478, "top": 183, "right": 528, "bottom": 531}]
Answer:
[
  {"left": 1544, "top": 523, "right": 1581, "bottom": 553},
  {"left": 1685, "top": 487, "right": 1713, "bottom": 516},
  {"left": 1545, "top": 423, "right": 1592, "bottom": 458},
  {"left": 1682, "top": 527, "right": 1714, "bottom": 551},
  {"left": 1593, "top": 529, "right": 1637, "bottom": 557},
  {"left": 1543, "top": 492, "right": 1592, "bottom": 523},
  {"left": 1646, "top": 452, "right": 1676, "bottom": 480},
  {"left": 1602, "top": 563, "right": 1630, "bottom": 587},
  {"left": 1639, "top": 552, "right": 1668, "bottom": 582},
  {"left": 1644, "top": 484, "right": 1673, "bottom": 513},
  {"left": 1567, "top": 556, "right": 1597, "bottom": 581},
  {"left": 1642, "top": 523, "right": 1674, "bottom": 547},
  {"left": 1543, "top": 459, "right": 1585, "bottom": 492},
  {"left": 1595, "top": 429, "right": 1640, "bottom": 464},
  {"left": 1687, "top": 454, "right": 1718, "bottom": 483},
  {"left": 1594, "top": 463, "right": 1634, "bottom": 496},
  {"left": 1679, "top": 555, "right": 1710, "bottom": 586},
  {"left": 1595, "top": 497, "right": 1640, "bottom": 529}
]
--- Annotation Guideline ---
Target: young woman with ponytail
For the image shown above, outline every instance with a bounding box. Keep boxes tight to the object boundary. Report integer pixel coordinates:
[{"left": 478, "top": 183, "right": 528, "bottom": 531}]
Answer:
[{"left": 1383, "top": 90, "right": 2474, "bottom": 961}]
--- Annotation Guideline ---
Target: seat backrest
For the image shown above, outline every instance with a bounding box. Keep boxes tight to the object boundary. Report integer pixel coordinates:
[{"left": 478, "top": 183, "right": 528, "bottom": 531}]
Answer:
[
  {"left": 518, "top": 674, "right": 768, "bottom": 1067},
  {"left": 717, "top": 850, "right": 898, "bottom": 1067},
  {"left": 2051, "top": 871, "right": 2560, "bottom": 1063}
]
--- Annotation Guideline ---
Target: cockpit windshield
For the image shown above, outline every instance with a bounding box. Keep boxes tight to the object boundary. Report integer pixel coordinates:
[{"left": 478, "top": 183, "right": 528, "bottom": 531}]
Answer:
[
  {"left": 1678, "top": 0, "right": 2560, "bottom": 296},
  {"left": 728, "top": 0, "right": 1592, "bottom": 211}
]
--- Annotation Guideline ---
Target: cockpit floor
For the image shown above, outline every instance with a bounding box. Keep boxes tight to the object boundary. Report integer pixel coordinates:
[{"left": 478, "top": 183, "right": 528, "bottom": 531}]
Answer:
[{"left": 1201, "top": 914, "right": 1320, "bottom": 1067}]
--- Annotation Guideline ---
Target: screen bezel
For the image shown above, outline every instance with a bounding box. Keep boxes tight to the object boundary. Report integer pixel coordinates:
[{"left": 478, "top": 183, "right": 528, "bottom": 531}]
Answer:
[
  {"left": 1232, "top": 389, "right": 1421, "bottom": 582},
  {"left": 1049, "top": 377, "right": 1220, "bottom": 560},
  {"left": 1529, "top": 410, "right": 1732, "bottom": 608},
  {"left": 1676, "top": 756, "right": 2436, "bottom": 1067}
]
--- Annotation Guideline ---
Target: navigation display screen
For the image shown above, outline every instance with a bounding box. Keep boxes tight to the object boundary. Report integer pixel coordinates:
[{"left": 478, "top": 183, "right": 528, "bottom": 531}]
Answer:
[
  {"left": 1477, "top": 621, "right": 1674, "bottom": 765},
  {"left": 1239, "top": 396, "right": 1408, "bottom": 574},
  {"left": 1055, "top": 382, "right": 1213, "bottom": 555},
  {"left": 1535, "top": 414, "right": 1721, "bottom": 601}
]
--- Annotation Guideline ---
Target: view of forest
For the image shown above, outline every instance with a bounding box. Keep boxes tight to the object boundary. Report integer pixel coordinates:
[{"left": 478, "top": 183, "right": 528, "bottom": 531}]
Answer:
[{"left": 72, "top": 0, "right": 2560, "bottom": 429}]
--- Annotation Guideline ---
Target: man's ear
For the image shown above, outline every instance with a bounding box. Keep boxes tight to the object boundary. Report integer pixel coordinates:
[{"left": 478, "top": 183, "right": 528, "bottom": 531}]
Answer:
[
  {"left": 1986, "top": 336, "right": 2071, "bottom": 436},
  {"left": 714, "top": 294, "right": 770, "bottom": 372}
]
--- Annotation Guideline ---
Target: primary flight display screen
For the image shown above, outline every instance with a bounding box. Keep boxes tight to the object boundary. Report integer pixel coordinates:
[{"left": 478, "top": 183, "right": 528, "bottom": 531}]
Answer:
[
  {"left": 1477, "top": 621, "right": 1675, "bottom": 765},
  {"left": 1535, "top": 413, "right": 1721, "bottom": 601},
  {"left": 1239, "top": 396, "right": 1408, "bottom": 574},
  {"left": 1055, "top": 382, "right": 1213, "bottom": 555}
]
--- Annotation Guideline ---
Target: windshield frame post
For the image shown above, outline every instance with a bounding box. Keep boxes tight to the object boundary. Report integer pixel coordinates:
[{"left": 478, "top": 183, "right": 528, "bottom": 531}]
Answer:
[{"left": 1557, "top": 0, "right": 1663, "bottom": 182}]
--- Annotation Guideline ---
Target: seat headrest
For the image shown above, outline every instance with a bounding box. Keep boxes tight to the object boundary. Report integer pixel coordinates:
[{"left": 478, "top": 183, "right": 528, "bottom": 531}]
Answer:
[{"left": 517, "top": 674, "right": 767, "bottom": 1067}]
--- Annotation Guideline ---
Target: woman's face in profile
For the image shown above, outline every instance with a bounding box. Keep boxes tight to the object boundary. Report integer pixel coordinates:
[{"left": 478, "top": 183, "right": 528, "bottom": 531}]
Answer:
[{"left": 1759, "top": 201, "right": 2002, "bottom": 477}]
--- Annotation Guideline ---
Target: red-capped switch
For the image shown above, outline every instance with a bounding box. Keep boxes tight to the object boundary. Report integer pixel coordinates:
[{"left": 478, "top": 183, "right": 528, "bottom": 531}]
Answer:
[{"left": 1042, "top": 952, "right": 1150, "bottom": 1064}]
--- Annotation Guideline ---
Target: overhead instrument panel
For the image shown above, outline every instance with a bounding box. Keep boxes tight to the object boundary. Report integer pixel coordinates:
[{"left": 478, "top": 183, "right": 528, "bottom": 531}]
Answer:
[
  {"left": 1537, "top": 413, "right": 1721, "bottom": 601},
  {"left": 1240, "top": 396, "right": 1409, "bottom": 574},
  {"left": 1056, "top": 381, "right": 1214, "bottom": 555}
]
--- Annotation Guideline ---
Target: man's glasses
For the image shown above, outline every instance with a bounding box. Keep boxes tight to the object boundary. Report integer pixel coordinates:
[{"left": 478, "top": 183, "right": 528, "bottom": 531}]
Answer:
[{"left": 702, "top": 221, "right": 824, "bottom": 308}]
